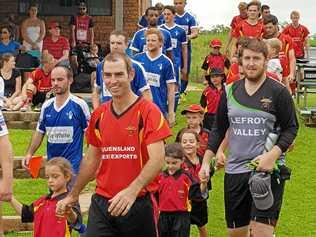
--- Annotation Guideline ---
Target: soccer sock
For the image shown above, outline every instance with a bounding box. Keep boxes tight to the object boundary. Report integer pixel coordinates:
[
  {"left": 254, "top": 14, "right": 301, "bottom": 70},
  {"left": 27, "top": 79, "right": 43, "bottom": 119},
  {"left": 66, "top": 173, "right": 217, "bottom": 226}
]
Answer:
[
  {"left": 174, "top": 91, "right": 180, "bottom": 112},
  {"left": 180, "top": 80, "right": 188, "bottom": 93}
]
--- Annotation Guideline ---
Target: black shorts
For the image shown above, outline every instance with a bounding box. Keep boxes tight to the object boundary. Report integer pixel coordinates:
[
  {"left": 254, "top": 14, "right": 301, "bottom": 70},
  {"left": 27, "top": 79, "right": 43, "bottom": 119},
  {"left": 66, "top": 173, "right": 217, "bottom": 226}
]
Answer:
[
  {"left": 86, "top": 193, "right": 156, "bottom": 237},
  {"left": 224, "top": 172, "right": 285, "bottom": 229},
  {"left": 32, "top": 92, "right": 47, "bottom": 106},
  {"left": 190, "top": 199, "right": 208, "bottom": 227},
  {"left": 158, "top": 211, "right": 190, "bottom": 237}
]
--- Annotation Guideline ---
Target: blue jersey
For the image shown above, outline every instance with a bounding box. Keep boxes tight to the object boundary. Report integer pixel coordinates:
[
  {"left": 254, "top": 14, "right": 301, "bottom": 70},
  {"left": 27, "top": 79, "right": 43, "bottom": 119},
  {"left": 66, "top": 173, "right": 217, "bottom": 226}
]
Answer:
[
  {"left": 160, "top": 24, "right": 187, "bottom": 69},
  {"left": 130, "top": 27, "right": 172, "bottom": 54},
  {"left": 95, "top": 59, "right": 150, "bottom": 103},
  {"left": 134, "top": 52, "right": 176, "bottom": 115},
  {"left": 175, "top": 11, "right": 197, "bottom": 51},
  {"left": 37, "top": 95, "right": 90, "bottom": 173},
  {"left": 138, "top": 14, "right": 165, "bottom": 28},
  {"left": 0, "top": 40, "right": 21, "bottom": 56}
]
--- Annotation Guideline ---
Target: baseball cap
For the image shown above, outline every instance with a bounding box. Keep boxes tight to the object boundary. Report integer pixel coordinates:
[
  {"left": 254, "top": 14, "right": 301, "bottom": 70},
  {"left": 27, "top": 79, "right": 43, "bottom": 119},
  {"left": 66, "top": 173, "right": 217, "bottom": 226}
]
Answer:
[
  {"left": 79, "top": 2, "right": 87, "bottom": 8},
  {"left": 249, "top": 172, "right": 274, "bottom": 210},
  {"left": 209, "top": 39, "right": 222, "bottom": 48},
  {"left": 210, "top": 68, "right": 225, "bottom": 76},
  {"left": 48, "top": 21, "right": 61, "bottom": 29},
  {"left": 181, "top": 104, "right": 204, "bottom": 115}
]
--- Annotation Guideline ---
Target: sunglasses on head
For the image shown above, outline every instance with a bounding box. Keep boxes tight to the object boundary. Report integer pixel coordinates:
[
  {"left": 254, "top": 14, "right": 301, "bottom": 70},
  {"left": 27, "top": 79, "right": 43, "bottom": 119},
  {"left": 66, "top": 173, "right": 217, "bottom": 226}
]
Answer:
[{"left": 79, "top": 7, "right": 86, "bottom": 10}]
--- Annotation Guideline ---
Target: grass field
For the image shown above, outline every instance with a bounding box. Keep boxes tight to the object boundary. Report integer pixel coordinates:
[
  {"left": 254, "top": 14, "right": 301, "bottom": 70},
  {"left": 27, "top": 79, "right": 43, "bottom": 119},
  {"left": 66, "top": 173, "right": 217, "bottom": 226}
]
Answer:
[{"left": 4, "top": 33, "right": 316, "bottom": 236}]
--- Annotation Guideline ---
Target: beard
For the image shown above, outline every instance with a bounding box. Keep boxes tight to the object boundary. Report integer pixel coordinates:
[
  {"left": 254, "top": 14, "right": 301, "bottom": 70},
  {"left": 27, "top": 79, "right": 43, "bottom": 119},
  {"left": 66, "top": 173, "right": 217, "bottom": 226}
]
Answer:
[{"left": 243, "top": 66, "right": 266, "bottom": 82}]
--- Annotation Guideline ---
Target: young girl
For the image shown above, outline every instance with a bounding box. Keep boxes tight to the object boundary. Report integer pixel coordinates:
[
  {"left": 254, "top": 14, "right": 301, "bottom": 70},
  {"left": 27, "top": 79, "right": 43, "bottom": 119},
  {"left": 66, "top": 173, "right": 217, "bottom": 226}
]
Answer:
[
  {"left": 158, "top": 143, "right": 206, "bottom": 237},
  {"left": 179, "top": 128, "right": 213, "bottom": 237},
  {"left": 9, "top": 157, "right": 84, "bottom": 237}
]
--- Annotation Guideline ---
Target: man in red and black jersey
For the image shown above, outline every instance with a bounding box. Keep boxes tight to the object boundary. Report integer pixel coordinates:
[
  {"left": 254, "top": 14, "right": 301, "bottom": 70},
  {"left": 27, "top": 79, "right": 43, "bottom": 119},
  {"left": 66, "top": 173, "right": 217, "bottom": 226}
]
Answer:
[
  {"left": 56, "top": 52, "right": 171, "bottom": 237},
  {"left": 70, "top": 2, "right": 94, "bottom": 73},
  {"left": 282, "top": 10, "right": 310, "bottom": 59},
  {"left": 263, "top": 14, "right": 296, "bottom": 93}
]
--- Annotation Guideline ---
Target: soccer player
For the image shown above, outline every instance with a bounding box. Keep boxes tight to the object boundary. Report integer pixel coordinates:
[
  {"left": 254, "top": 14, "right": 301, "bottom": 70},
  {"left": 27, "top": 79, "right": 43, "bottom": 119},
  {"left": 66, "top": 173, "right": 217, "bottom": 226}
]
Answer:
[
  {"left": 261, "top": 4, "right": 271, "bottom": 19},
  {"left": 263, "top": 14, "right": 295, "bottom": 93},
  {"left": 161, "top": 5, "right": 188, "bottom": 111},
  {"left": 130, "top": 6, "right": 173, "bottom": 59},
  {"left": 138, "top": 2, "right": 165, "bottom": 28},
  {"left": 69, "top": 1, "right": 94, "bottom": 73},
  {"left": 225, "top": 2, "right": 248, "bottom": 56},
  {"left": 282, "top": 10, "right": 310, "bottom": 60},
  {"left": 56, "top": 52, "right": 171, "bottom": 237},
  {"left": 0, "top": 110, "right": 13, "bottom": 237},
  {"left": 22, "top": 64, "right": 90, "bottom": 178},
  {"left": 200, "top": 38, "right": 298, "bottom": 237},
  {"left": 134, "top": 28, "right": 176, "bottom": 127},
  {"left": 174, "top": 0, "right": 199, "bottom": 93},
  {"left": 92, "top": 30, "right": 151, "bottom": 109}
]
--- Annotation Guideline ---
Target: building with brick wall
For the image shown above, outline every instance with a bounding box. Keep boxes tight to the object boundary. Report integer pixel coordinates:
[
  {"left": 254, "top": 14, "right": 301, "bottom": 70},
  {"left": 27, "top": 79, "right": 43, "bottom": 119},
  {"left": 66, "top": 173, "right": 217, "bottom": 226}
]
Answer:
[{"left": 0, "top": 0, "right": 151, "bottom": 46}]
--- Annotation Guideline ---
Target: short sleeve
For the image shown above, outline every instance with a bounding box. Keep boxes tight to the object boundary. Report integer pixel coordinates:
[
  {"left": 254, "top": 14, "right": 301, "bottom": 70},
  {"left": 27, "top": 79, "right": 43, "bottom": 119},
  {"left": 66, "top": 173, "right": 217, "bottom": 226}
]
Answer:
[
  {"left": 85, "top": 107, "right": 104, "bottom": 147},
  {"left": 132, "top": 62, "right": 149, "bottom": 93},
  {"left": 62, "top": 38, "right": 70, "bottom": 51},
  {"left": 130, "top": 31, "right": 142, "bottom": 53},
  {"left": 201, "top": 56, "right": 209, "bottom": 70},
  {"left": 95, "top": 62, "right": 103, "bottom": 88},
  {"left": 180, "top": 29, "right": 187, "bottom": 44},
  {"left": 232, "top": 24, "right": 241, "bottom": 38},
  {"left": 164, "top": 31, "right": 173, "bottom": 51},
  {"left": 78, "top": 100, "right": 90, "bottom": 130},
  {"left": 36, "top": 105, "right": 47, "bottom": 133},
  {"left": 42, "top": 37, "right": 49, "bottom": 51},
  {"left": 165, "top": 59, "right": 176, "bottom": 84},
  {"left": 143, "top": 104, "right": 171, "bottom": 145},
  {"left": 21, "top": 203, "right": 34, "bottom": 223}
]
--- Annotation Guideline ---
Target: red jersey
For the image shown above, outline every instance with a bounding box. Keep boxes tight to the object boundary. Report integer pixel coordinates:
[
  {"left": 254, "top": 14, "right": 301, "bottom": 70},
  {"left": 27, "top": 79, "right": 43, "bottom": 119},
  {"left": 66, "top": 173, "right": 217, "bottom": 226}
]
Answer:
[
  {"left": 278, "top": 33, "right": 294, "bottom": 77},
  {"left": 197, "top": 128, "right": 209, "bottom": 158},
  {"left": 21, "top": 192, "right": 81, "bottom": 237},
  {"left": 230, "top": 15, "right": 248, "bottom": 31},
  {"left": 158, "top": 170, "right": 197, "bottom": 212},
  {"left": 43, "top": 36, "right": 70, "bottom": 60},
  {"left": 201, "top": 53, "right": 230, "bottom": 73},
  {"left": 226, "top": 62, "right": 240, "bottom": 85},
  {"left": 232, "top": 20, "right": 264, "bottom": 39},
  {"left": 30, "top": 68, "right": 52, "bottom": 92},
  {"left": 70, "top": 15, "right": 94, "bottom": 44},
  {"left": 86, "top": 97, "right": 171, "bottom": 199},
  {"left": 282, "top": 24, "right": 309, "bottom": 58},
  {"left": 201, "top": 86, "right": 223, "bottom": 114},
  {"left": 181, "top": 157, "right": 202, "bottom": 183}
]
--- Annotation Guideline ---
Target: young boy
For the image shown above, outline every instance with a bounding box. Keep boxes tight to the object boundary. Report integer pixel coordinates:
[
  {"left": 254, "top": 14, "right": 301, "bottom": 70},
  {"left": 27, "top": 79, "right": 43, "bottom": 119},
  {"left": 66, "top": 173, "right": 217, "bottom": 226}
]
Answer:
[
  {"left": 265, "top": 38, "right": 283, "bottom": 82},
  {"left": 158, "top": 143, "right": 206, "bottom": 237},
  {"left": 200, "top": 68, "right": 224, "bottom": 130},
  {"left": 175, "top": 104, "right": 209, "bottom": 158},
  {"left": 201, "top": 39, "right": 230, "bottom": 83}
]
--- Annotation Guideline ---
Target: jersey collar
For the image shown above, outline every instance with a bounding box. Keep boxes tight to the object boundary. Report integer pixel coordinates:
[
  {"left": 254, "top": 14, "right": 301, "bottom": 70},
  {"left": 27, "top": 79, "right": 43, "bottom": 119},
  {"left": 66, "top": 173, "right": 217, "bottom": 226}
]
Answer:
[
  {"left": 53, "top": 94, "right": 72, "bottom": 112},
  {"left": 146, "top": 51, "right": 162, "bottom": 62}
]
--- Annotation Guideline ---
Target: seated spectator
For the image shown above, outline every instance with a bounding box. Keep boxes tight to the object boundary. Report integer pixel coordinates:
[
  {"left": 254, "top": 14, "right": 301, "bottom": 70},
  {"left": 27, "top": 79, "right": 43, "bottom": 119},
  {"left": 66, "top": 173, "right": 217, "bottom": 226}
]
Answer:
[
  {"left": 43, "top": 22, "right": 70, "bottom": 65},
  {"left": 0, "top": 53, "right": 22, "bottom": 111},
  {"left": 19, "top": 53, "right": 56, "bottom": 112},
  {"left": 0, "top": 26, "right": 24, "bottom": 56},
  {"left": 21, "top": 3, "right": 46, "bottom": 59}
]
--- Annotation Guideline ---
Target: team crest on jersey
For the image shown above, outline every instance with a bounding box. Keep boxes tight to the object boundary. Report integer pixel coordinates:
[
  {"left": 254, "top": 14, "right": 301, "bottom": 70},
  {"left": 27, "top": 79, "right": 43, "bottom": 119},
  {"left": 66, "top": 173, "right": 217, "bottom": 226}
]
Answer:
[
  {"left": 186, "top": 17, "right": 189, "bottom": 23},
  {"left": 67, "top": 111, "right": 73, "bottom": 120},
  {"left": 126, "top": 125, "right": 137, "bottom": 135},
  {"left": 260, "top": 97, "right": 272, "bottom": 111},
  {"left": 158, "top": 63, "right": 163, "bottom": 70}
]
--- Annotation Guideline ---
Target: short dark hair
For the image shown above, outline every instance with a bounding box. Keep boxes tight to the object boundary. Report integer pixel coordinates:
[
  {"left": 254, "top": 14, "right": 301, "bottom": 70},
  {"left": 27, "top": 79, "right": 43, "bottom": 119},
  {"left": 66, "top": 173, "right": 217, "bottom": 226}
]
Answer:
[
  {"left": 103, "top": 52, "right": 133, "bottom": 74},
  {"left": 145, "top": 6, "right": 158, "bottom": 16},
  {"left": 247, "top": 1, "right": 261, "bottom": 10},
  {"left": 261, "top": 4, "right": 270, "bottom": 11},
  {"left": 164, "top": 5, "right": 176, "bottom": 15},
  {"left": 165, "top": 143, "right": 184, "bottom": 160},
  {"left": 54, "top": 63, "right": 74, "bottom": 80},
  {"left": 110, "top": 30, "right": 129, "bottom": 44},
  {"left": 240, "top": 38, "right": 268, "bottom": 59},
  {"left": 178, "top": 128, "right": 200, "bottom": 143},
  {"left": 263, "top": 14, "right": 278, "bottom": 25}
]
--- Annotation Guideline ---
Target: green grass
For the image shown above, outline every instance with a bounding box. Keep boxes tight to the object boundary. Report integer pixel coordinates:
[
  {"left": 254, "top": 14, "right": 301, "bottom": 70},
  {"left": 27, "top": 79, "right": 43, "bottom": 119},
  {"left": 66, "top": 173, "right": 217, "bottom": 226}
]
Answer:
[{"left": 310, "top": 38, "right": 316, "bottom": 47}]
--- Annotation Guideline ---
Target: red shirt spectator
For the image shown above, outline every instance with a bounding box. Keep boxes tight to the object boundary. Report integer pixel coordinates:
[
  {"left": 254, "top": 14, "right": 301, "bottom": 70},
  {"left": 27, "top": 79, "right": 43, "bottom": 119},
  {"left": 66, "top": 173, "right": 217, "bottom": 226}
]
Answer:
[{"left": 31, "top": 68, "right": 52, "bottom": 92}]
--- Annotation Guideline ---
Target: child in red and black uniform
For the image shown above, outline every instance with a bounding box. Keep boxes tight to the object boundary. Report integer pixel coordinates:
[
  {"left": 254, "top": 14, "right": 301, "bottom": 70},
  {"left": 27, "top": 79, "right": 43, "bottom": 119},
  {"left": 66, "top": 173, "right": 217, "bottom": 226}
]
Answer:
[
  {"left": 200, "top": 68, "right": 225, "bottom": 130},
  {"left": 179, "top": 128, "right": 214, "bottom": 237},
  {"left": 201, "top": 39, "right": 230, "bottom": 83},
  {"left": 175, "top": 104, "right": 209, "bottom": 158},
  {"left": 9, "top": 157, "right": 84, "bottom": 237},
  {"left": 158, "top": 143, "right": 207, "bottom": 237}
]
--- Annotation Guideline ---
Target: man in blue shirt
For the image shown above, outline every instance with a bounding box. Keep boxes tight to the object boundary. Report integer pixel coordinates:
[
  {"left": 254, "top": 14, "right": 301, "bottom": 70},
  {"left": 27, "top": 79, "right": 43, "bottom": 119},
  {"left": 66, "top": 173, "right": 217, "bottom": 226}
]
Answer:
[
  {"left": 134, "top": 28, "right": 176, "bottom": 127},
  {"left": 174, "top": 0, "right": 199, "bottom": 93},
  {"left": 92, "top": 30, "right": 152, "bottom": 109},
  {"left": 161, "top": 5, "right": 188, "bottom": 112},
  {"left": 22, "top": 65, "right": 90, "bottom": 175},
  {"left": 130, "top": 6, "right": 173, "bottom": 60}
]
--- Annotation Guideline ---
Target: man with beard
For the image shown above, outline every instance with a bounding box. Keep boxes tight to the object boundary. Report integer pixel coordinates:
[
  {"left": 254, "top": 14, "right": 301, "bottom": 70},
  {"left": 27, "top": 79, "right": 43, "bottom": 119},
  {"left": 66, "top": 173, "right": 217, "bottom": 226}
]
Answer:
[
  {"left": 199, "top": 38, "right": 298, "bottom": 237},
  {"left": 130, "top": 6, "right": 173, "bottom": 60},
  {"left": 263, "top": 14, "right": 296, "bottom": 94},
  {"left": 22, "top": 64, "right": 90, "bottom": 180}
]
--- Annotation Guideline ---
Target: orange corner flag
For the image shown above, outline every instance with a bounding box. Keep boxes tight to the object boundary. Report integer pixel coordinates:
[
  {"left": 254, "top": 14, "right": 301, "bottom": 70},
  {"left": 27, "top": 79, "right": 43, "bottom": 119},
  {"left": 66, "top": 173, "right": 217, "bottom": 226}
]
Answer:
[{"left": 28, "top": 156, "right": 43, "bottom": 179}]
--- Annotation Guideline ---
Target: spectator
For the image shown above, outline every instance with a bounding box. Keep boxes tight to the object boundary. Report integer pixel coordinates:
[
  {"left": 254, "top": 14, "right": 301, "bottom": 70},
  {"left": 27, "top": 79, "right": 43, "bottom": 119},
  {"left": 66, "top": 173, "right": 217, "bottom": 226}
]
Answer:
[
  {"left": 3, "top": 14, "right": 20, "bottom": 41},
  {"left": 265, "top": 38, "right": 283, "bottom": 82},
  {"left": 19, "top": 53, "right": 56, "bottom": 112},
  {"left": 0, "top": 26, "right": 23, "bottom": 56},
  {"left": 261, "top": 4, "right": 271, "bottom": 19},
  {"left": 0, "top": 53, "right": 22, "bottom": 111},
  {"left": 43, "top": 22, "right": 70, "bottom": 64},
  {"left": 69, "top": 1, "right": 94, "bottom": 74},
  {"left": 21, "top": 3, "right": 46, "bottom": 59}
]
